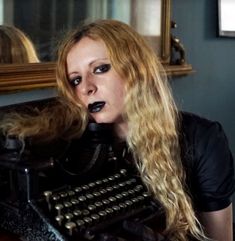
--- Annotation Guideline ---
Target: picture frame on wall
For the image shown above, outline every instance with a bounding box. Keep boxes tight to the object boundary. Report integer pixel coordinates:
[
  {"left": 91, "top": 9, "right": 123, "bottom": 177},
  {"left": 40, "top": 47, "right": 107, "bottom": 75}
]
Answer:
[{"left": 218, "top": 0, "right": 235, "bottom": 37}]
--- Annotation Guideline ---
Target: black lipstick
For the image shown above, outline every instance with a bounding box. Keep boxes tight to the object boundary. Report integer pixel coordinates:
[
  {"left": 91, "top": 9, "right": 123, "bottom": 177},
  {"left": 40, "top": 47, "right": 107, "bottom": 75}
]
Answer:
[{"left": 88, "top": 101, "right": 105, "bottom": 113}]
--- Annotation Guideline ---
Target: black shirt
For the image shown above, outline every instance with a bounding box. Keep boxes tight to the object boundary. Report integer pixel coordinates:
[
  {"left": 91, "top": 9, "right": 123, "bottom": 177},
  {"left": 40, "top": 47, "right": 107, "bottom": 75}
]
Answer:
[{"left": 180, "top": 112, "right": 235, "bottom": 212}]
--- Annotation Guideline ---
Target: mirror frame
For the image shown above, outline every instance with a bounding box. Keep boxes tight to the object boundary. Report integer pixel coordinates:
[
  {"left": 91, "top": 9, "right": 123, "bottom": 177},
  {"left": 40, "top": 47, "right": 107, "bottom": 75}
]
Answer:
[{"left": 0, "top": 0, "right": 192, "bottom": 94}]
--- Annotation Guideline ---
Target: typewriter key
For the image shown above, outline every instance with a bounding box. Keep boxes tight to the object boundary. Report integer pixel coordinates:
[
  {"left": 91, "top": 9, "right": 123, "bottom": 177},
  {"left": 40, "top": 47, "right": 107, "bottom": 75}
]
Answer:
[
  {"left": 65, "top": 213, "right": 74, "bottom": 221},
  {"left": 102, "top": 199, "right": 110, "bottom": 205},
  {"left": 55, "top": 215, "right": 64, "bottom": 226},
  {"left": 91, "top": 214, "right": 100, "bottom": 222},
  {"left": 105, "top": 208, "right": 114, "bottom": 215},
  {"left": 82, "top": 185, "right": 89, "bottom": 190},
  {"left": 88, "top": 204, "right": 96, "bottom": 211},
  {"left": 74, "top": 187, "right": 82, "bottom": 193},
  {"left": 43, "top": 191, "right": 52, "bottom": 210},
  {"left": 73, "top": 209, "right": 82, "bottom": 216},
  {"left": 83, "top": 217, "right": 93, "bottom": 225},
  {"left": 106, "top": 186, "right": 113, "bottom": 192},
  {"left": 82, "top": 209, "right": 90, "bottom": 216},
  {"left": 78, "top": 195, "right": 86, "bottom": 202},
  {"left": 102, "top": 178, "right": 109, "bottom": 183},
  {"left": 76, "top": 219, "right": 85, "bottom": 228},
  {"left": 65, "top": 221, "right": 76, "bottom": 236},
  {"left": 98, "top": 210, "right": 107, "bottom": 218},
  {"left": 71, "top": 198, "right": 79, "bottom": 205},
  {"left": 120, "top": 169, "right": 127, "bottom": 175},
  {"left": 86, "top": 193, "right": 94, "bottom": 199},
  {"left": 64, "top": 201, "right": 72, "bottom": 208},
  {"left": 94, "top": 201, "right": 103, "bottom": 208},
  {"left": 88, "top": 182, "right": 96, "bottom": 188},
  {"left": 55, "top": 204, "right": 64, "bottom": 216},
  {"left": 68, "top": 190, "right": 75, "bottom": 196},
  {"left": 59, "top": 192, "right": 68, "bottom": 198}
]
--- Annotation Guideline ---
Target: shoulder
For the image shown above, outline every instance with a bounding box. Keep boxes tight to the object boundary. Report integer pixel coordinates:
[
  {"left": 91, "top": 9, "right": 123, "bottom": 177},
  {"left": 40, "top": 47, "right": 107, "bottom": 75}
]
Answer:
[{"left": 179, "top": 111, "right": 235, "bottom": 212}]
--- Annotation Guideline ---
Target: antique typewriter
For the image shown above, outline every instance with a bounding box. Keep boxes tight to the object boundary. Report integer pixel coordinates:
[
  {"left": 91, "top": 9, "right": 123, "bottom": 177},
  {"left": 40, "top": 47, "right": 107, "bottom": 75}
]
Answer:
[{"left": 0, "top": 121, "right": 166, "bottom": 241}]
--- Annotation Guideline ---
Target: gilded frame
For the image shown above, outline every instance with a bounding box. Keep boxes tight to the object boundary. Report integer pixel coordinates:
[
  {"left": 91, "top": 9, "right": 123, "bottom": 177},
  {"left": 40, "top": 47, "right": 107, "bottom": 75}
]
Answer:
[{"left": 0, "top": 0, "right": 192, "bottom": 94}]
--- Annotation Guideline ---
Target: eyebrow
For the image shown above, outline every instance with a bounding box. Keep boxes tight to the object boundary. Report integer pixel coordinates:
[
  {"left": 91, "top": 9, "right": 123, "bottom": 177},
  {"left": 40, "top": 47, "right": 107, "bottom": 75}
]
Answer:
[{"left": 68, "top": 57, "right": 109, "bottom": 77}]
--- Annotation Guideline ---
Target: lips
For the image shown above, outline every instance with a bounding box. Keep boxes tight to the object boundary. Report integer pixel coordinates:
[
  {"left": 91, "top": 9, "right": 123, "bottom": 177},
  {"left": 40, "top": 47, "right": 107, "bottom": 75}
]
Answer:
[{"left": 88, "top": 101, "right": 105, "bottom": 113}]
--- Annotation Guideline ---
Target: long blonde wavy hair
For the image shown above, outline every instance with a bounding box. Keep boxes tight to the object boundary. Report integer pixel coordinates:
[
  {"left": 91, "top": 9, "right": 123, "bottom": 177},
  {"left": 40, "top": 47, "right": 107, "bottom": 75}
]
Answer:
[{"left": 0, "top": 20, "right": 207, "bottom": 241}]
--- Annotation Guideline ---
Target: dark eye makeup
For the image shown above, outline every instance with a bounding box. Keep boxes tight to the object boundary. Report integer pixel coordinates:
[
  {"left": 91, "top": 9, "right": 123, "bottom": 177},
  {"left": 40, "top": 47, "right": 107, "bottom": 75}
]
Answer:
[
  {"left": 69, "top": 76, "right": 82, "bottom": 87},
  {"left": 94, "top": 64, "right": 111, "bottom": 74}
]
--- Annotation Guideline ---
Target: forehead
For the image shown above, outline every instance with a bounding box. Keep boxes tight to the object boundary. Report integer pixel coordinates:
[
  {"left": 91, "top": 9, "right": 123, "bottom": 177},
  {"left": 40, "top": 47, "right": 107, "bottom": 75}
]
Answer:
[{"left": 67, "top": 37, "right": 109, "bottom": 64}]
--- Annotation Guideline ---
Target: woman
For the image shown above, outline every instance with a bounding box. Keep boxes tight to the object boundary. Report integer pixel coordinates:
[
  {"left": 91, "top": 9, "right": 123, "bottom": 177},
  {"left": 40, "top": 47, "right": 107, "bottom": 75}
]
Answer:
[
  {"left": 1, "top": 20, "right": 234, "bottom": 241},
  {"left": 0, "top": 25, "right": 39, "bottom": 63}
]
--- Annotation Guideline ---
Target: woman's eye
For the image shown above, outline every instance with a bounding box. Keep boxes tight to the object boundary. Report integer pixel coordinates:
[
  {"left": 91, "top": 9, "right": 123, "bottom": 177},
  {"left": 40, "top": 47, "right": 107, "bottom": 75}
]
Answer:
[
  {"left": 94, "top": 64, "right": 111, "bottom": 74},
  {"left": 70, "top": 77, "right": 81, "bottom": 87}
]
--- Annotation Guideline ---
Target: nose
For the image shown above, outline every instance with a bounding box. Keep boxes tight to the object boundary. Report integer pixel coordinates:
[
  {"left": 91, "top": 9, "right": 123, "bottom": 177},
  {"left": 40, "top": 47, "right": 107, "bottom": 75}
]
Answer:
[{"left": 79, "top": 74, "right": 97, "bottom": 96}]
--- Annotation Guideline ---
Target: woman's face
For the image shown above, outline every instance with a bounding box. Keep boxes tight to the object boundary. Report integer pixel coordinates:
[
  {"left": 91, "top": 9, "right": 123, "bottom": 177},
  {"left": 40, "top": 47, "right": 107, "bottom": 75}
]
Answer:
[{"left": 66, "top": 37, "right": 127, "bottom": 136}]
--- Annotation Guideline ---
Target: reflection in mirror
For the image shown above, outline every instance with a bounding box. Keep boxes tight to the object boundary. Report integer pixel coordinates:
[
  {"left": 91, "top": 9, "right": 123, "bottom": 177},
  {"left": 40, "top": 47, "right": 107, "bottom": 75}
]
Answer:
[
  {"left": 0, "top": 25, "right": 40, "bottom": 63},
  {"left": 0, "top": 0, "right": 162, "bottom": 62}
]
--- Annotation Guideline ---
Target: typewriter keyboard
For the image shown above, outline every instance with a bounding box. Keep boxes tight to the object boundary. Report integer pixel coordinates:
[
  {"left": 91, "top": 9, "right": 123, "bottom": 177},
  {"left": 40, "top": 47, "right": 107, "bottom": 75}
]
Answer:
[{"left": 40, "top": 169, "right": 158, "bottom": 240}]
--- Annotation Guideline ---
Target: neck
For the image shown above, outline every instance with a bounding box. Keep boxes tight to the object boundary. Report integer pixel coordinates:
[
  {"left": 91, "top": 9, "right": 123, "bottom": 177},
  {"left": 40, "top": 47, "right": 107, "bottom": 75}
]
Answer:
[{"left": 114, "top": 122, "right": 128, "bottom": 141}]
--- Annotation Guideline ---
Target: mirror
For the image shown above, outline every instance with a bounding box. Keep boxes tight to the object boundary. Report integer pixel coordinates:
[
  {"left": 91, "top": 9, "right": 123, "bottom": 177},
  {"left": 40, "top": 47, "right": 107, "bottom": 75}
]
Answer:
[{"left": 0, "top": 0, "right": 192, "bottom": 93}]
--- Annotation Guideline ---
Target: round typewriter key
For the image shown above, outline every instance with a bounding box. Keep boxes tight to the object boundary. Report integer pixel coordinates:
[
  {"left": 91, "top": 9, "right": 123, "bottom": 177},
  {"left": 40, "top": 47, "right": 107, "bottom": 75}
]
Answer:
[
  {"left": 105, "top": 208, "right": 114, "bottom": 215},
  {"left": 121, "top": 191, "right": 128, "bottom": 197},
  {"left": 88, "top": 182, "right": 96, "bottom": 188},
  {"left": 88, "top": 204, "right": 96, "bottom": 211},
  {"left": 43, "top": 190, "right": 52, "bottom": 201},
  {"left": 95, "top": 180, "right": 102, "bottom": 185},
  {"left": 120, "top": 169, "right": 127, "bottom": 175},
  {"left": 78, "top": 195, "right": 86, "bottom": 202},
  {"left": 73, "top": 209, "right": 82, "bottom": 216},
  {"left": 108, "top": 196, "right": 116, "bottom": 202},
  {"left": 64, "top": 201, "right": 72, "bottom": 208},
  {"left": 93, "top": 192, "right": 101, "bottom": 197},
  {"left": 115, "top": 194, "right": 123, "bottom": 200},
  {"left": 137, "top": 196, "right": 145, "bottom": 202},
  {"left": 83, "top": 217, "right": 93, "bottom": 225},
  {"left": 68, "top": 190, "right": 75, "bottom": 196},
  {"left": 76, "top": 219, "right": 85, "bottom": 228},
  {"left": 94, "top": 201, "right": 103, "bottom": 208},
  {"left": 128, "top": 190, "right": 135, "bottom": 195},
  {"left": 60, "top": 192, "right": 68, "bottom": 198},
  {"left": 118, "top": 182, "right": 125, "bottom": 187},
  {"left": 100, "top": 189, "right": 107, "bottom": 194},
  {"left": 125, "top": 200, "right": 133, "bottom": 206},
  {"left": 98, "top": 210, "right": 107, "bottom": 218},
  {"left": 131, "top": 198, "right": 138, "bottom": 204},
  {"left": 52, "top": 194, "right": 60, "bottom": 201},
  {"left": 65, "top": 213, "right": 74, "bottom": 221},
  {"left": 74, "top": 187, "right": 82, "bottom": 193},
  {"left": 112, "top": 205, "right": 120, "bottom": 212},
  {"left": 102, "top": 178, "right": 109, "bottom": 183},
  {"left": 71, "top": 198, "right": 79, "bottom": 205},
  {"left": 108, "top": 176, "right": 115, "bottom": 181},
  {"left": 113, "top": 184, "right": 119, "bottom": 190},
  {"left": 55, "top": 215, "right": 64, "bottom": 226},
  {"left": 102, "top": 199, "right": 110, "bottom": 205},
  {"left": 114, "top": 174, "right": 121, "bottom": 179},
  {"left": 82, "top": 209, "right": 90, "bottom": 216},
  {"left": 82, "top": 185, "right": 89, "bottom": 190},
  {"left": 119, "top": 203, "right": 127, "bottom": 209},
  {"left": 134, "top": 185, "right": 144, "bottom": 192},
  {"left": 55, "top": 204, "right": 64, "bottom": 216},
  {"left": 106, "top": 186, "right": 113, "bottom": 192},
  {"left": 143, "top": 192, "right": 150, "bottom": 198},
  {"left": 65, "top": 221, "right": 76, "bottom": 236},
  {"left": 86, "top": 193, "right": 94, "bottom": 200},
  {"left": 91, "top": 214, "right": 100, "bottom": 222}
]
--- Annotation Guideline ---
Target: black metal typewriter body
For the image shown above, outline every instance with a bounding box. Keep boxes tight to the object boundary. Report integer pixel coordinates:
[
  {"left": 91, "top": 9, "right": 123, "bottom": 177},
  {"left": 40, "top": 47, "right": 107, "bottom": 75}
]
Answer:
[{"left": 0, "top": 121, "right": 166, "bottom": 241}]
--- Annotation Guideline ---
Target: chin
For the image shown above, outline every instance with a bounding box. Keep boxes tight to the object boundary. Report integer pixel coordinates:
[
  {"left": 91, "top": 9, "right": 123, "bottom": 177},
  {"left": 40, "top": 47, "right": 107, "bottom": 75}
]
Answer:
[{"left": 91, "top": 113, "right": 116, "bottom": 124}]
